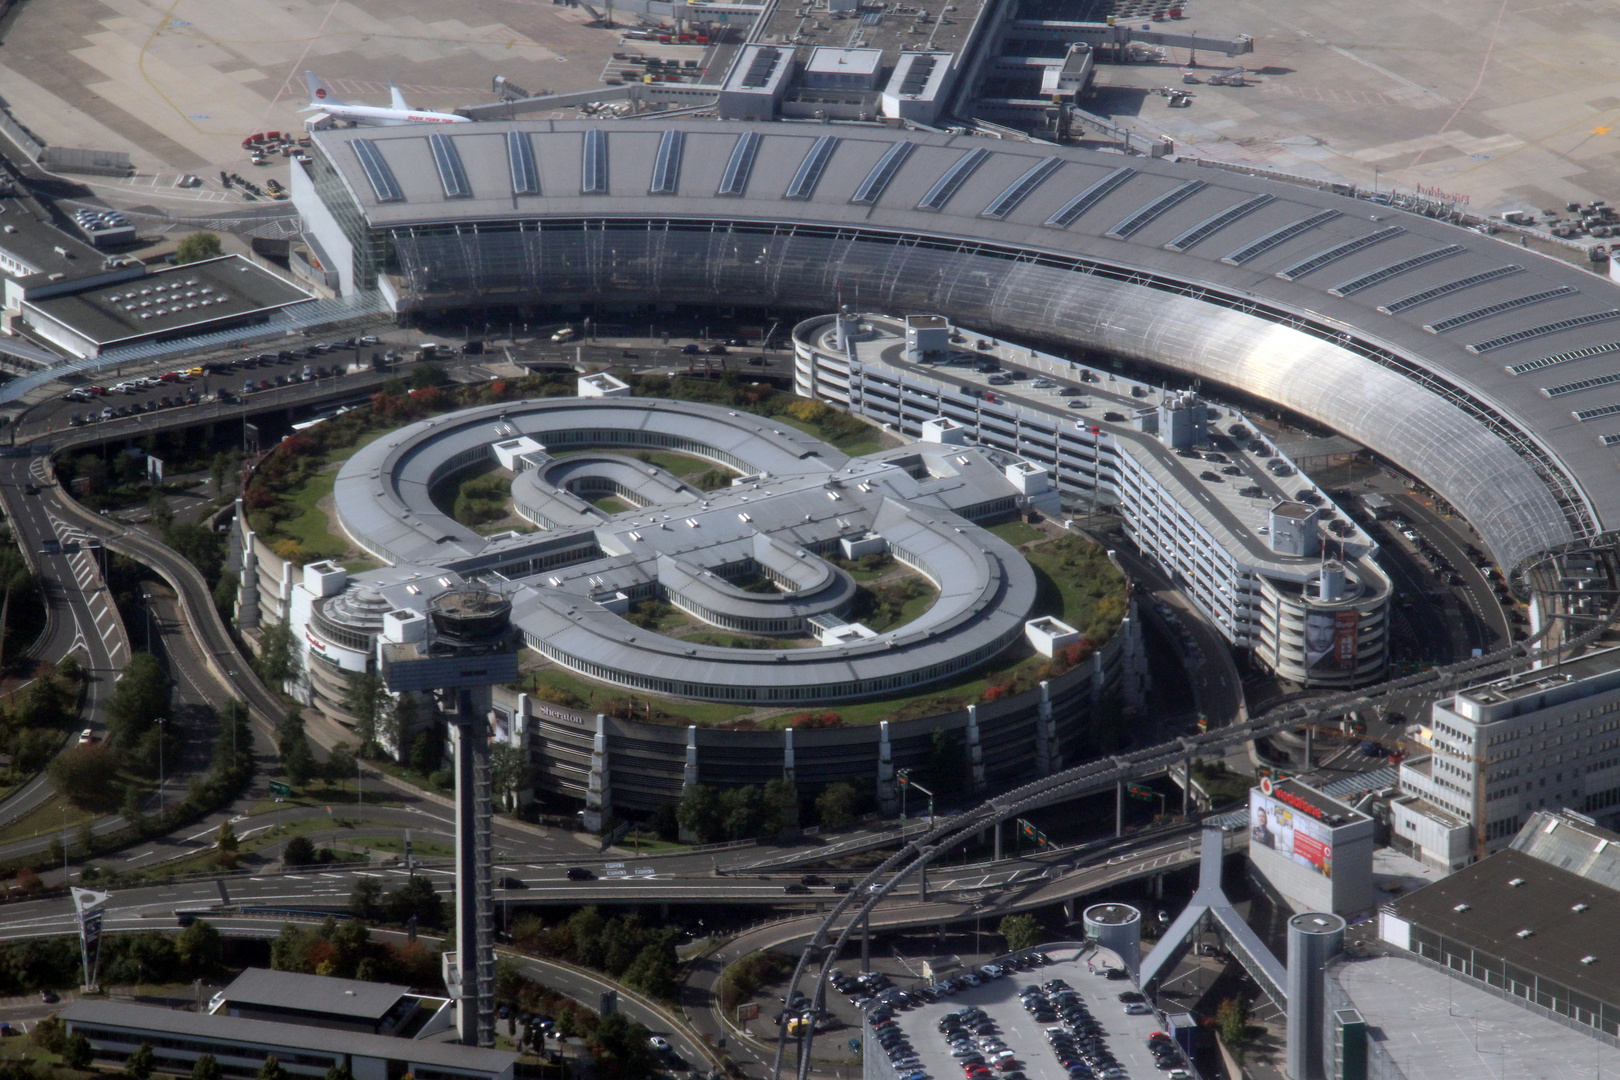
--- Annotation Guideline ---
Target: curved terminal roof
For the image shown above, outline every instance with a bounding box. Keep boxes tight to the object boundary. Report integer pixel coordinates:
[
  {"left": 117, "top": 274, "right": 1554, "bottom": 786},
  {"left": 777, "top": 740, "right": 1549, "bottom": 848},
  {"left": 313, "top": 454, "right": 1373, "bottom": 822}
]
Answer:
[
  {"left": 332, "top": 398, "right": 1044, "bottom": 703},
  {"left": 306, "top": 120, "right": 1620, "bottom": 572}
]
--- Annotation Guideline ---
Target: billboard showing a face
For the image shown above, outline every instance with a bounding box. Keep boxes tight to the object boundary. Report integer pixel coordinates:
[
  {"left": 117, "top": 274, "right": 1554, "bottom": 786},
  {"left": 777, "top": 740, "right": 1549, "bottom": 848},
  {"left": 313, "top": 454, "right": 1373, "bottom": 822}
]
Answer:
[
  {"left": 1250, "top": 785, "right": 1334, "bottom": 879},
  {"left": 1305, "top": 609, "right": 1359, "bottom": 671}
]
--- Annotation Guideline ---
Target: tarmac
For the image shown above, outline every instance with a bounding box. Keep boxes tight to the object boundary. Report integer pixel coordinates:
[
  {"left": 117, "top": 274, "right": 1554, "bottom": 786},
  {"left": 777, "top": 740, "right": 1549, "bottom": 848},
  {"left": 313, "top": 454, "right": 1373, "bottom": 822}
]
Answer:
[
  {"left": 1092, "top": 0, "right": 1620, "bottom": 215},
  {"left": 4, "top": 0, "right": 1620, "bottom": 221}
]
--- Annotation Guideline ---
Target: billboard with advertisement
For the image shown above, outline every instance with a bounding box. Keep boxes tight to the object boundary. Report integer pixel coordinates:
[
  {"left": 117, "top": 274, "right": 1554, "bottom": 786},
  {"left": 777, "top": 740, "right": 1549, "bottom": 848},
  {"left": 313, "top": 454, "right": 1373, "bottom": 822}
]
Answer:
[
  {"left": 1250, "top": 783, "right": 1334, "bottom": 879},
  {"left": 1305, "top": 609, "right": 1359, "bottom": 671}
]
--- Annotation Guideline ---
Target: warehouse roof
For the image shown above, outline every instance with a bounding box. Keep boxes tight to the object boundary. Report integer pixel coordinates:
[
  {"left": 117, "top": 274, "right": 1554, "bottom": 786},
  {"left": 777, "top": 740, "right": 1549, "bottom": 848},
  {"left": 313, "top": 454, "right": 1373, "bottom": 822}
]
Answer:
[
  {"left": 1386, "top": 848, "right": 1620, "bottom": 1009},
  {"left": 303, "top": 120, "right": 1620, "bottom": 572},
  {"left": 217, "top": 968, "right": 412, "bottom": 1022}
]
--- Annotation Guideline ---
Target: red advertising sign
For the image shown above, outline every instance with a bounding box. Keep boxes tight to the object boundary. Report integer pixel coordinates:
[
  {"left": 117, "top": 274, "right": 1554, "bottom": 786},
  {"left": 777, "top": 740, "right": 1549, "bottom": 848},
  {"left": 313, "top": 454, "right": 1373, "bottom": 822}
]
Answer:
[{"left": 1333, "top": 610, "right": 1359, "bottom": 669}]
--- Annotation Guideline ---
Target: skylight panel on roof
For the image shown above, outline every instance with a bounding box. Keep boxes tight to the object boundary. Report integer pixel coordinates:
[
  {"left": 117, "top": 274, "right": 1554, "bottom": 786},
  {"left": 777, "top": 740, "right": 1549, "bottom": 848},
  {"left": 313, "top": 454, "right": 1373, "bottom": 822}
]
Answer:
[
  {"left": 1470, "top": 311, "right": 1620, "bottom": 353},
  {"left": 917, "top": 147, "right": 990, "bottom": 211},
  {"left": 1572, "top": 401, "right": 1620, "bottom": 421},
  {"left": 851, "top": 142, "right": 914, "bottom": 205},
  {"left": 1164, "top": 193, "right": 1274, "bottom": 251},
  {"left": 1044, "top": 167, "right": 1135, "bottom": 228},
  {"left": 785, "top": 135, "right": 839, "bottom": 200},
  {"left": 1424, "top": 287, "right": 1579, "bottom": 333},
  {"left": 1222, "top": 210, "right": 1340, "bottom": 265},
  {"left": 650, "top": 129, "right": 684, "bottom": 195},
  {"left": 981, "top": 157, "right": 1063, "bottom": 219},
  {"left": 582, "top": 129, "right": 608, "bottom": 194},
  {"left": 718, "top": 132, "right": 762, "bottom": 197},
  {"left": 352, "top": 139, "right": 403, "bottom": 203},
  {"left": 1379, "top": 265, "right": 1524, "bottom": 315},
  {"left": 427, "top": 132, "right": 471, "bottom": 199},
  {"left": 1275, "top": 226, "right": 1404, "bottom": 281},
  {"left": 1544, "top": 372, "right": 1620, "bottom": 397},
  {"left": 1329, "top": 245, "right": 1463, "bottom": 296},
  {"left": 507, "top": 131, "right": 539, "bottom": 196},
  {"left": 1105, "top": 180, "right": 1206, "bottom": 240},
  {"left": 1507, "top": 341, "right": 1620, "bottom": 375}
]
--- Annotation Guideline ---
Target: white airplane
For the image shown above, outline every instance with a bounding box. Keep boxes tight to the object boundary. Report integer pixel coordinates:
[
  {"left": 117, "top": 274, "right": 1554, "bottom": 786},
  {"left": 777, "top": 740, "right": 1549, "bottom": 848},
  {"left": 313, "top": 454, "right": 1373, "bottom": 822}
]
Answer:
[{"left": 301, "top": 72, "right": 470, "bottom": 127}]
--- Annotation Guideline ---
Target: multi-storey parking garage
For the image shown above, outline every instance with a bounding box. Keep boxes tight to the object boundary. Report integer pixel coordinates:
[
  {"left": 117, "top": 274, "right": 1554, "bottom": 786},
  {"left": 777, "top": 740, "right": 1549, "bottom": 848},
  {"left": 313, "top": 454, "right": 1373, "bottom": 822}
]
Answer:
[{"left": 293, "top": 119, "right": 1620, "bottom": 581}]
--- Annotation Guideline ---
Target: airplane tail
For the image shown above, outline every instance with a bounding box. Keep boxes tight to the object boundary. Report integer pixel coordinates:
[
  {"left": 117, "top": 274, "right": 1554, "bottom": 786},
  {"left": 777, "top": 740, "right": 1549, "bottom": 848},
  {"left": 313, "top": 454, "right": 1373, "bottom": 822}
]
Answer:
[
  {"left": 389, "top": 85, "right": 410, "bottom": 111},
  {"left": 303, "top": 71, "right": 345, "bottom": 109}
]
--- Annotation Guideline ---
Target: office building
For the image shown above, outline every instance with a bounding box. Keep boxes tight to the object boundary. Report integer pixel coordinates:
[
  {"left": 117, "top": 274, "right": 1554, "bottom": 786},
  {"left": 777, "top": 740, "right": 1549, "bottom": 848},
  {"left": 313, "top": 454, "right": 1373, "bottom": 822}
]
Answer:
[{"left": 1394, "top": 646, "right": 1620, "bottom": 870}]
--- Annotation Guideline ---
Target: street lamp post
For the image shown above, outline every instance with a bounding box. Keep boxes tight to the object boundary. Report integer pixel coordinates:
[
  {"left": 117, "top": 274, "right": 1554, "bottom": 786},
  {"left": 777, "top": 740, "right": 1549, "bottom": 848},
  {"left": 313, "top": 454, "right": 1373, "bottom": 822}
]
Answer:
[
  {"left": 155, "top": 718, "right": 167, "bottom": 823},
  {"left": 59, "top": 805, "right": 69, "bottom": 882}
]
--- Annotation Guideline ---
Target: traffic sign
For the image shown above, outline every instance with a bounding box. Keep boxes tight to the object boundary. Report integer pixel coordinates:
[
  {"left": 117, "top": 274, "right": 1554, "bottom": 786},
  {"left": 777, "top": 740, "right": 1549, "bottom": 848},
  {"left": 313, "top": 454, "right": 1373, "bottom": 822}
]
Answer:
[
  {"left": 1126, "top": 785, "right": 1155, "bottom": 802},
  {"left": 269, "top": 780, "right": 291, "bottom": 797}
]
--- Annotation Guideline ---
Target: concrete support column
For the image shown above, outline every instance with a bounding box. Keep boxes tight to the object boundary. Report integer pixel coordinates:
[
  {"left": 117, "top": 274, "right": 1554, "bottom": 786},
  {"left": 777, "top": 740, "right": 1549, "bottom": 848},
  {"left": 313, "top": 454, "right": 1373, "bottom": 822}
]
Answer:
[
  {"left": 584, "top": 713, "right": 609, "bottom": 833},
  {"left": 965, "top": 706, "right": 985, "bottom": 792},
  {"left": 1286, "top": 913, "right": 1346, "bottom": 1080},
  {"left": 877, "top": 720, "right": 896, "bottom": 814},
  {"left": 993, "top": 818, "right": 1002, "bottom": 862},
  {"left": 236, "top": 505, "right": 260, "bottom": 629},
  {"left": 1182, "top": 748, "right": 1192, "bottom": 816},
  {"left": 860, "top": 911, "right": 871, "bottom": 973},
  {"left": 1121, "top": 597, "right": 1150, "bottom": 709},
  {"left": 451, "top": 691, "right": 495, "bottom": 1047},
  {"left": 1035, "top": 681, "right": 1057, "bottom": 775},
  {"left": 1115, "top": 779, "right": 1124, "bottom": 838},
  {"left": 683, "top": 725, "right": 699, "bottom": 790}
]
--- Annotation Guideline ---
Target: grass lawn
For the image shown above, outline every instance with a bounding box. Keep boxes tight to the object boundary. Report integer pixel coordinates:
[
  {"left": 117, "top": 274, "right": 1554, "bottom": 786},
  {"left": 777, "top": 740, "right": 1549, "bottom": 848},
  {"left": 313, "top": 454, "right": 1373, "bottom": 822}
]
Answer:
[
  {"left": 591, "top": 495, "right": 633, "bottom": 514},
  {"left": 519, "top": 666, "right": 755, "bottom": 726},
  {"left": 552, "top": 447, "right": 732, "bottom": 481},
  {"left": 1020, "top": 535, "right": 1128, "bottom": 640},
  {"left": 773, "top": 414, "right": 887, "bottom": 456},
  {"left": 988, "top": 519, "right": 1048, "bottom": 547},
  {"left": 275, "top": 468, "right": 349, "bottom": 560},
  {"left": 0, "top": 796, "right": 97, "bottom": 845},
  {"left": 758, "top": 648, "right": 1046, "bottom": 728},
  {"left": 361, "top": 835, "right": 455, "bottom": 858}
]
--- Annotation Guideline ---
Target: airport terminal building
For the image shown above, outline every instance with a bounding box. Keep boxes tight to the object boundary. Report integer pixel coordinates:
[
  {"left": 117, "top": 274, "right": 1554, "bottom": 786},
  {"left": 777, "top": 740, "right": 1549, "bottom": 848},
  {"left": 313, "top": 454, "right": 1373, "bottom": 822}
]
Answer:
[{"left": 289, "top": 118, "right": 1620, "bottom": 591}]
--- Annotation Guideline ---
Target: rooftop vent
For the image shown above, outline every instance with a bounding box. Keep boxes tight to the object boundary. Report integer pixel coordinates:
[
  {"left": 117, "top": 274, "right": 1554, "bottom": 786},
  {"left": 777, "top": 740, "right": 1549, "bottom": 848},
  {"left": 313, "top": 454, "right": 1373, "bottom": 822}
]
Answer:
[
  {"left": 1452, "top": 903, "right": 1470, "bottom": 912},
  {"left": 1516, "top": 929, "right": 1534, "bottom": 938},
  {"left": 1583, "top": 955, "right": 1599, "bottom": 965},
  {"left": 1573, "top": 902, "right": 1590, "bottom": 912},
  {"left": 1508, "top": 877, "right": 1526, "bottom": 887}
]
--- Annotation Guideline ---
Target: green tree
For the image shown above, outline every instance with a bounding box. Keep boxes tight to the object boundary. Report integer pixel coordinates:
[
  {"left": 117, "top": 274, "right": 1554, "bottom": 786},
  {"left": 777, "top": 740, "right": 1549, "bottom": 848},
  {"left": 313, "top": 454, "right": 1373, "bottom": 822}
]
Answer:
[
  {"left": 146, "top": 489, "right": 173, "bottom": 531},
  {"left": 176, "top": 919, "right": 223, "bottom": 975},
  {"left": 282, "top": 834, "right": 316, "bottom": 867},
  {"left": 350, "top": 876, "right": 382, "bottom": 920},
  {"left": 165, "top": 523, "right": 225, "bottom": 588},
  {"left": 623, "top": 937, "right": 680, "bottom": 1000},
  {"left": 256, "top": 1056, "right": 286, "bottom": 1080},
  {"left": 411, "top": 362, "right": 446, "bottom": 390},
  {"left": 175, "top": 231, "right": 223, "bottom": 264},
  {"left": 719, "top": 785, "right": 763, "bottom": 841},
  {"left": 997, "top": 914, "right": 1042, "bottom": 952},
  {"left": 64, "top": 1031, "right": 93, "bottom": 1070},
  {"left": 324, "top": 1061, "right": 354, "bottom": 1080},
  {"left": 383, "top": 876, "right": 446, "bottom": 930},
  {"left": 105, "top": 653, "right": 167, "bottom": 749},
  {"left": 284, "top": 738, "right": 316, "bottom": 787},
  {"left": 676, "top": 783, "right": 723, "bottom": 844},
  {"left": 762, "top": 775, "right": 799, "bottom": 835},
  {"left": 325, "top": 743, "right": 356, "bottom": 789},
  {"left": 491, "top": 742, "right": 528, "bottom": 811},
  {"left": 127, "top": 1042, "right": 155, "bottom": 1080},
  {"left": 216, "top": 820, "right": 239, "bottom": 867},
  {"left": 588, "top": 1011, "right": 653, "bottom": 1080},
  {"left": 408, "top": 724, "right": 441, "bottom": 775},
  {"left": 212, "top": 570, "right": 239, "bottom": 622},
  {"left": 256, "top": 620, "right": 298, "bottom": 689},
  {"left": 341, "top": 672, "right": 388, "bottom": 753},
  {"left": 1216, "top": 997, "right": 1252, "bottom": 1056},
  {"left": 48, "top": 743, "right": 122, "bottom": 811},
  {"left": 815, "top": 782, "right": 859, "bottom": 830}
]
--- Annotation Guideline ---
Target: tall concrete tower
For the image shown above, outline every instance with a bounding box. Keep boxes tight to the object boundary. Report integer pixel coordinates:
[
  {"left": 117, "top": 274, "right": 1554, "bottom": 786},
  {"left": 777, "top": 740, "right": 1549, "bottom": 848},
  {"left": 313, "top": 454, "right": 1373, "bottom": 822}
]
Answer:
[
  {"left": 1285, "top": 912, "right": 1346, "bottom": 1080},
  {"left": 380, "top": 588, "right": 519, "bottom": 1048}
]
